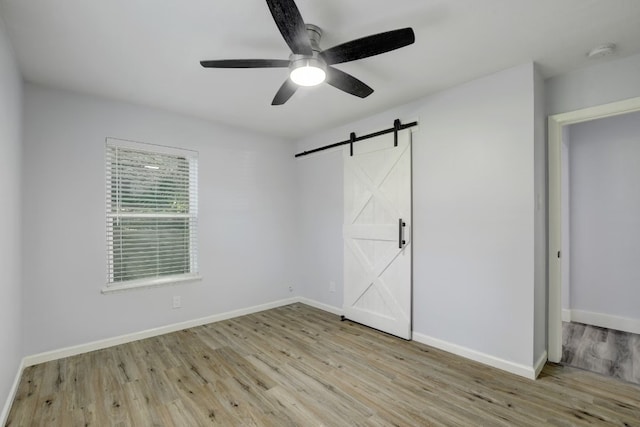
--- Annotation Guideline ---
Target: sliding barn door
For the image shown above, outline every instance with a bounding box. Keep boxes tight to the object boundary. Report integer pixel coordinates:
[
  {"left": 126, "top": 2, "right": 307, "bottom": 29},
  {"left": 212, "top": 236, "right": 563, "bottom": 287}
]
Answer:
[{"left": 343, "top": 130, "right": 412, "bottom": 339}]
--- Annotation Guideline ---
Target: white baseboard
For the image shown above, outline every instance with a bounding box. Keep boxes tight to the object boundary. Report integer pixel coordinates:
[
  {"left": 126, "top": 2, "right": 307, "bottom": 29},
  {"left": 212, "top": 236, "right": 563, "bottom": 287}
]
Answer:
[
  {"left": 568, "top": 309, "right": 640, "bottom": 335},
  {"left": 297, "top": 297, "right": 343, "bottom": 316},
  {"left": 534, "top": 350, "right": 548, "bottom": 378},
  {"left": 1, "top": 358, "right": 25, "bottom": 427},
  {"left": 23, "top": 297, "right": 298, "bottom": 367},
  {"left": 562, "top": 309, "right": 571, "bottom": 322},
  {"left": 412, "top": 332, "right": 539, "bottom": 380}
]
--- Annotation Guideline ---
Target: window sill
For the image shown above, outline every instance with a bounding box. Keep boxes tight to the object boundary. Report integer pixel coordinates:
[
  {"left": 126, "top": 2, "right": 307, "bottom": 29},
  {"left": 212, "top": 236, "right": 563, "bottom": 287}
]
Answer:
[{"left": 101, "top": 274, "right": 202, "bottom": 294}]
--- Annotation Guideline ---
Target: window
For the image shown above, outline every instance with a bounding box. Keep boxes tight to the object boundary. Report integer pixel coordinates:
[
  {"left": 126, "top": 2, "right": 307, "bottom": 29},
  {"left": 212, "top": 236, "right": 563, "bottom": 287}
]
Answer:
[{"left": 104, "top": 138, "right": 199, "bottom": 292}]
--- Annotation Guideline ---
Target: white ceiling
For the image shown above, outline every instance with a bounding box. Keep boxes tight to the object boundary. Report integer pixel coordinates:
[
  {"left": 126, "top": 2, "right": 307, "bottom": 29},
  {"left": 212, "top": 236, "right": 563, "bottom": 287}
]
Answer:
[{"left": 1, "top": 0, "right": 640, "bottom": 139}]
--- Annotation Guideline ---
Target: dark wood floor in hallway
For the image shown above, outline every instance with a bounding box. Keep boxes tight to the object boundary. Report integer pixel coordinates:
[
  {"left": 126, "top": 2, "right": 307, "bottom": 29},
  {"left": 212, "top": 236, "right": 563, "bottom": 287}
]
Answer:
[{"left": 7, "top": 303, "right": 640, "bottom": 426}]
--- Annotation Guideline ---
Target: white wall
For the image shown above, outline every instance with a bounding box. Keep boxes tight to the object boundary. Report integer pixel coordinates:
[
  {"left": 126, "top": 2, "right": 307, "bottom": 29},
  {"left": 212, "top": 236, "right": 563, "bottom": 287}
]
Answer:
[
  {"left": 561, "top": 127, "right": 571, "bottom": 312},
  {"left": 295, "top": 149, "right": 344, "bottom": 308},
  {"left": 546, "top": 51, "right": 640, "bottom": 340},
  {"left": 0, "top": 16, "right": 23, "bottom": 420},
  {"left": 546, "top": 52, "right": 640, "bottom": 115},
  {"left": 22, "top": 84, "right": 297, "bottom": 355},
  {"left": 533, "top": 66, "right": 547, "bottom": 361},
  {"left": 568, "top": 111, "right": 640, "bottom": 322},
  {"left": 296, "top": 63, "right": 544, "bottom": 372}
]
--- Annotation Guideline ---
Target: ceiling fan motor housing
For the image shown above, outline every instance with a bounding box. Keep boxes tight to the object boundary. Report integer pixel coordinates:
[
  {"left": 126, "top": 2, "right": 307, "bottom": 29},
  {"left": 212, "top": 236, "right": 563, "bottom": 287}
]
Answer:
[{"left": 305, "top": 24, "right": 323, "bottom": 52}]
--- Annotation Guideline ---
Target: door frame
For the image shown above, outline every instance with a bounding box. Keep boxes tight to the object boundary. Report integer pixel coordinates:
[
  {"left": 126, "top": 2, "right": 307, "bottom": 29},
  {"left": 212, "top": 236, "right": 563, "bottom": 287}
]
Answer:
[{"left": 547, "top": 96, "right": 640, "bottom": 362}]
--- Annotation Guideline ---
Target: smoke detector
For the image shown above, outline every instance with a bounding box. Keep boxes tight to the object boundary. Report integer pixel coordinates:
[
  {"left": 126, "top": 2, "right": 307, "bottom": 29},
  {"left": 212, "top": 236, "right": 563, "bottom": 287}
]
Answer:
[{"left": 587, "top": 43, "right": 616, "bottom": 59}]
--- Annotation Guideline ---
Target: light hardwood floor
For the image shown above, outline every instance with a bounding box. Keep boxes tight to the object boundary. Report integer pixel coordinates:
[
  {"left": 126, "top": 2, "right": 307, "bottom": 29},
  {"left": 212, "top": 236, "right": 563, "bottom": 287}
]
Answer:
[{"left": 7, "top": 303, "right": 640, "bottom": 426}]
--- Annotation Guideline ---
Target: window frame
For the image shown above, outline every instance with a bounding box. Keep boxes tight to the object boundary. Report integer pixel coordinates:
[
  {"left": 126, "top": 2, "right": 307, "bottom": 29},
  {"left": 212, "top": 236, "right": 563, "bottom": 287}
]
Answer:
[{"left": 103, "top": 137, "right": 201, "bottom": 294}]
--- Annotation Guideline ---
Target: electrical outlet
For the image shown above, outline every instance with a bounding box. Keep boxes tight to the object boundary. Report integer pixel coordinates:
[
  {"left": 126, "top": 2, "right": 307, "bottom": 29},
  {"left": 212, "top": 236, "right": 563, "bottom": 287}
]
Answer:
[
  {"left": 172, "top": 296, "right": 181, "bottom": 309},
  {"left": 329, "top": 281, "right": 336, "bottom": 292},
  {"left": 288, "top": 285, "right": 293, "bottom": 293}
]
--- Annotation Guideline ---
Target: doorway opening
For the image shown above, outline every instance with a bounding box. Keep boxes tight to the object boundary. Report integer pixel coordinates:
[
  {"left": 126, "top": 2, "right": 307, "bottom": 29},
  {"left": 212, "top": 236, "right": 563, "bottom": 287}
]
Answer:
[{"left": 548, "top": 97, "right": 640, "bottom": 381}]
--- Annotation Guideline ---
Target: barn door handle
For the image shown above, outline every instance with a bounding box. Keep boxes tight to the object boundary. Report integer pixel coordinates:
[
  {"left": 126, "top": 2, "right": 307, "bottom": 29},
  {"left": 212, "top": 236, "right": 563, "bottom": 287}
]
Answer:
[{"left": 399, "top": 218, "right": 406, "bottom": 249}]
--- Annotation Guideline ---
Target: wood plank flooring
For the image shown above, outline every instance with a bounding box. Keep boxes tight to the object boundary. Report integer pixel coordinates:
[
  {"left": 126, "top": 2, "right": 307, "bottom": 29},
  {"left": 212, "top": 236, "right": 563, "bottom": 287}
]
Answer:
[
  {"left": 6, "top": 303, "right": 640, "bottom": 426},
  {"left": 562, "top": 321, "right": 640, "bottom": 385}
]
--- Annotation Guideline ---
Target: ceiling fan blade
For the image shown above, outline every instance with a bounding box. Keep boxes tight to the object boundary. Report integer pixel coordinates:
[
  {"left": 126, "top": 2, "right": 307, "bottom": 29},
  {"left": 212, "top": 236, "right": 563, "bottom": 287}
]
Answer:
[
  {"left": 320, "top": 28, "right": 415, "bottom": 65},
  {"left": 265, "top": 0, "right": 313, "bottom": 56},
  {"left": 200, "top": 59, "right": 290, "bottom": 68},
  {"left": 272, "top": 78, "right": 298, "bottom": 105},
  {"left": 325, "top": 67, "right": 373, "bottom": 98}
]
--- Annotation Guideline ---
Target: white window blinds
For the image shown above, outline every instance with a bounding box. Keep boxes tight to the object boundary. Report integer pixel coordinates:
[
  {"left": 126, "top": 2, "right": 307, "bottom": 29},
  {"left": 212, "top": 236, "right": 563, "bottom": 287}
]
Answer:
[{"left": 106, "top": 138, "right": 198, "bottom": 289}]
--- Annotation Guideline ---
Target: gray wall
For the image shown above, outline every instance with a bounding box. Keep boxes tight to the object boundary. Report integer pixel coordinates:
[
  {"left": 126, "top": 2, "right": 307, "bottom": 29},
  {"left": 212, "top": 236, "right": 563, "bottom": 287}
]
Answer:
[
  {"left": 295, "top": 63, "right": 545, "bottom": 369},
  {"left": 0, "top": 16, "right": 23, "bottom": 419},
  {"left": 568, "top": 111, "right": 640, "bottom": 320},
  {"left": 21, "top": 84, "right": 297, "bottom": 355}
]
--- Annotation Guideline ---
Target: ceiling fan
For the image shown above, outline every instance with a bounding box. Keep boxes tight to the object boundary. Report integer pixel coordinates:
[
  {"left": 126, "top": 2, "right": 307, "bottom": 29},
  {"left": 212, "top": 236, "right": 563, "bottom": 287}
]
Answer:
[{"left": 200, "top": 0, "right": 415, "bottom": 105}]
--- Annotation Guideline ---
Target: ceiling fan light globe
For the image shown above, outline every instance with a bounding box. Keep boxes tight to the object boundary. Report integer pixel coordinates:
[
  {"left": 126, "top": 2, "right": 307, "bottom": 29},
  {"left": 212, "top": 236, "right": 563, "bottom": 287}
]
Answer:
[
  {"left": 290, "top": 65, "right": 326, "bottom": 86},
  {"left": 289, "top": 57, "right": 327, "bottom": 86}
]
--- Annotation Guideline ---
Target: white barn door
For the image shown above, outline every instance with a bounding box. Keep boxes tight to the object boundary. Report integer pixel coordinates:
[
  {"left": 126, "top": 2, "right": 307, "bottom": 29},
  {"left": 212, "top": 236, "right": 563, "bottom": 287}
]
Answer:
[{"left": 343, "top": 129, "right": 412, "bottom": 339}]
